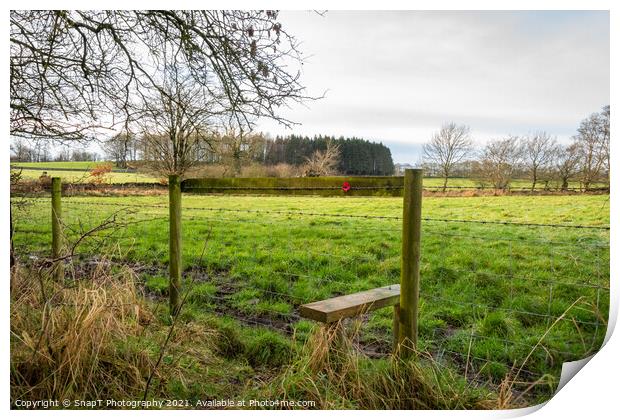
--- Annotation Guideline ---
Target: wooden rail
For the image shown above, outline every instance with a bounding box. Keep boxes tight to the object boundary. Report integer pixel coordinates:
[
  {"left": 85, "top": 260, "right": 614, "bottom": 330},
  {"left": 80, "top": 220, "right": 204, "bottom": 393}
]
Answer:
[
  {"left": 182, "top": 176, "right": 404, "bottom": 197},
  {"left": 298, "top": 169, "right": 423, "bottom": 356},
  {"left": 299, "top": 284, "right": 401, "bottom": 323}
]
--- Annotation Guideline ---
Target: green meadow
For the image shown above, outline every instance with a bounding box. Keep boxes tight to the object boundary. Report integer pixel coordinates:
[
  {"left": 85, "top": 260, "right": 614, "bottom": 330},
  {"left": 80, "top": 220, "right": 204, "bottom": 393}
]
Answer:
[
  {"left": 10, "top": 161, "right": 160, "bottom": 184},
  {"left": 10, "top": 161, "right": 113, "bottom": 170},
  {"left": 10, "top": 161, "right": 606, "bottom": 189},
  {"left": 10, "top": 193, "right": 610, "bottom": 405}
]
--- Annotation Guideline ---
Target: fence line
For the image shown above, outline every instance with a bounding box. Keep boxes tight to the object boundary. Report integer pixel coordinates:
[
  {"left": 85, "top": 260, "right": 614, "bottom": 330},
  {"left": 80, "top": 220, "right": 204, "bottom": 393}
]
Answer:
[
  {"left": 10, "top": 185, "right": 610, "bottom": 392},
  {"left": 14, "top": 197, "right": 610, "bottom": 230},
  {"left": 12, "top": 202, "right": 610, "bottom": 293},
  {"left": 181, "top": 185, "right": 609, "bottom": 192},
  {"left": 13, "top": 210, "right": 610, "bottom": 250},
  {"left": 418, "top": 293, "right": 601, "bottom": 328},
  {"left": 14, "top": 214, "right": 606, "bottom": 313}
]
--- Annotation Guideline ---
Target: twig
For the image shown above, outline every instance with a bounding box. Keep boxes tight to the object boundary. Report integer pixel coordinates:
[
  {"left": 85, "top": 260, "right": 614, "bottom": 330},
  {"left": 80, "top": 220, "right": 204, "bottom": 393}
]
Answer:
[{"left": 142, "top": 228, "right": 213, "bottom": 401}]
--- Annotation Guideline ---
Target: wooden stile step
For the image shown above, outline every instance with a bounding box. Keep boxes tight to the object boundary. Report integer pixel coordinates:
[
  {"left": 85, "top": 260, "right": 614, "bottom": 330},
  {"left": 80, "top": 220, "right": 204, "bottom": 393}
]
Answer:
[{"left": 299, "top": 284, "right": 401, "bottom": 323}]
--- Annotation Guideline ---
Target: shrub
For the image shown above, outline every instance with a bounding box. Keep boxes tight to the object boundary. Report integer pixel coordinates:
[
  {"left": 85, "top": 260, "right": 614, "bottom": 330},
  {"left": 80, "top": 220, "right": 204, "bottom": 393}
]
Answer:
[
  {"left": 240, "top": 163, "right": 269, "bottom": 177},
  {"left": 264, "top": 163, "right": 299, "bottom": 178},
  {"left": 89, "top": 163, "right": 113, "bottom": 183},
  {"left": 38, "top": 171, "right": 52, "bottom": 186}
]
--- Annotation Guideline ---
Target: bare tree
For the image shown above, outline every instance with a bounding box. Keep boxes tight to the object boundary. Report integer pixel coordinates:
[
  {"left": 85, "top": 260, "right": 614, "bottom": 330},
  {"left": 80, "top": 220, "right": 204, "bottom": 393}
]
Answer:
[
  {"left": 475, "top": 136, "right": 522, "bottom": 190},
  {"left": 423, "top": 122, "right": 473, "bottom": 192},
  {"left": 29, "top": 139, "right": 51, "bottom": 162},
  {"left": 601, "top": 105, "right": 610, "bottom": 185},
  {"left": 136, "top": 64, "right": 218, "bottom": 177},
  {"left": 213, "top": 123, "right": 266, "bottom": 177},
  {"left": 10, "top": 139, "right": 34, "bottom": 162},
  {"left": 573, "top": 108, "right": 608, "bottom": 190},
  {"left": 11, "top": 10, "right": 313, "bottom": 142},
  {"left": 71, "top": 150, "right": 99, "bottom": 162},
  {"left": 302, "top": 140, "right": 341, "bottom": 177},
  {"left": 103, "top": 131, "right": 137, "bottom": 168},
  {"left": 553, "top": 142, "right": 581, "bottom": 191},
  {"left": 522, "top": 132, "right": 557, "bottom": 191},
  {"left": 54, "top": 147, "right": 71, "bottom": 162}
]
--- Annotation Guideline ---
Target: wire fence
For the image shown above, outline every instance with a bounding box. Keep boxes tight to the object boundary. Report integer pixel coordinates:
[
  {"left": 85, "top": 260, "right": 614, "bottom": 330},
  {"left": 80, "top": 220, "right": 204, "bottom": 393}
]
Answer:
[
  {"left": 180, "top": 184, "right": 610, "bottom": 193},
  {"left": 9, "top": 179, "right": 611, "bottom": 201},
  {"left": 10, "top": 189, "right": 610, "bottom": 395}
]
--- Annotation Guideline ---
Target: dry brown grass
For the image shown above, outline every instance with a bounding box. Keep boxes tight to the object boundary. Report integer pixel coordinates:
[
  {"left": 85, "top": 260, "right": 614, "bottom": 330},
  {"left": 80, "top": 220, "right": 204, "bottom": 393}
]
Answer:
[
  {"left": 10, "top": 261, "right": 155, "bottom": 402},
  {"left": 185, "top": 163, "right": 300, "bottom": 178},
  {"left": 257, "top": 319, "right": 527, "bottom": 410},
  {"left": 263, "top": 163, "right": 299, "bottom": 178}
]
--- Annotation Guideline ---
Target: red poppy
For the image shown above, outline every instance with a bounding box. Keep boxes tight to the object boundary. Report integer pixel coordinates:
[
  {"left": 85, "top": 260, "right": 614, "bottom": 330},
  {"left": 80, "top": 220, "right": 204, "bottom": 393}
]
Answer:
[{"left": 342, "top": 181, "right": 351, "bottom": 192}]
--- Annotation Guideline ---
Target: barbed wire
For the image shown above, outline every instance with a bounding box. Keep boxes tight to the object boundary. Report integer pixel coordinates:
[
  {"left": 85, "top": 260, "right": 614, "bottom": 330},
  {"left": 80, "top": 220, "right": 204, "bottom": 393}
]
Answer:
[
  {"left": 10, "top": 191, "right": 609, "bottom": 389},
  {"left": 15, "top": 197, "right": 611, "bottom": 231},
  {"left": 181, "top": 185, "right": 609, "bottom": 192},
  {"left": 12, "top": 214, "right": 609, "bottom": 252},
  {"left": 423, "top": 217, "right": 609, "bottom": 230},
  {"left": 427, "top": 326, "right": 588, "bottom": 359},
  {"left": 419, "top": 292, "right": 601, "bottom": 327},
  {"left": 11, "top": 214, "right": 610, "bottom": 291}
]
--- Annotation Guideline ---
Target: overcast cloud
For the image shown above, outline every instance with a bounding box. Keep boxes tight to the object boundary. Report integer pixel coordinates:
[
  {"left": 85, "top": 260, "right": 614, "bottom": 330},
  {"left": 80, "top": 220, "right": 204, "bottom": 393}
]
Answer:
[{"left": 256, "top": 10, "right": 610, "bottom": 164}]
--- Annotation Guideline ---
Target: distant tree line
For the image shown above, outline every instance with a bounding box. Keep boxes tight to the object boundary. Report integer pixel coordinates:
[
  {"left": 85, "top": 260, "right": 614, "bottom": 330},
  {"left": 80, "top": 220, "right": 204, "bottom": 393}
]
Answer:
[
  {"left": 11, "top": 131, "right": 394, "bottom": 178},
  {"left": 421, "top": 105, "right": 610, "bottom": 191},
  {"left": 10, "top": 139, "right": 99, "bottom": 163},
  {"left": 262, "top": 135, "right": 395, "bottom": 175},
  {"left": 12, "top": 104, "right": 608, "bottom": 187}
]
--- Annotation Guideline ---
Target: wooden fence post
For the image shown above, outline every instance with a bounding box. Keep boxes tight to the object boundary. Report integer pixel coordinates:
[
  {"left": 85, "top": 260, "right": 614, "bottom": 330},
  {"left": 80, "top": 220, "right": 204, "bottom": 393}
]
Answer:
[
  {"left": 169, "top": 174, "right": 182, "bottom": 316},
  {"left": 398, "top": 169, "right": 423, "bottom": 357},
  {"left": 393, "top": 303, "right": 400, "bottom": 353},
  {"left": 51, "top": 177, "right": 63, "bottom": 281}
]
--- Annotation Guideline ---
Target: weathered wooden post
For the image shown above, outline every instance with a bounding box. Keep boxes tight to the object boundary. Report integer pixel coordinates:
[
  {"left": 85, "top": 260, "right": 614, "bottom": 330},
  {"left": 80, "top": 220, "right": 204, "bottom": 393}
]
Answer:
[
  {"left": 169, "top": 174, "right": 182, "bottom": 316},
  {"left": 397, "top": 168, "right": 423, "bottom": 357},
  {"left": 392, "top": 303, "right": 400, "bottom": 353},
  {"left": 51, "top": 177, "right": 63, "bottom": 281}
]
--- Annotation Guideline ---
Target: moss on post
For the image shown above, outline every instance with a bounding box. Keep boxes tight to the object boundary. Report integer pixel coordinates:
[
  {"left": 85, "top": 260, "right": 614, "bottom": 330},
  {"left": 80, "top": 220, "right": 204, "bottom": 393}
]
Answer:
[
  {"left": 398, "top": 169, "right": 423, "bottom": 357},
  {"left": 51, "top": 177, "right": 63, "bottom": 281},
  {"left": 181, "top": 176, "right": 405, "bottom": 197},
  {"left": 169, "top": 174, "right": 182, "bottom": 315}
]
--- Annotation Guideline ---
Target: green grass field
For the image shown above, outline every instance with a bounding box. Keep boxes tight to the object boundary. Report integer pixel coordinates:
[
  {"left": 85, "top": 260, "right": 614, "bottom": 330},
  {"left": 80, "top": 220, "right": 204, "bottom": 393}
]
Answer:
[
  {"left": 420, "top": 177, "right": 601, "bottom": 190},
  {"left": 12, "top": 168, "right": 160, "bottom": 184},
  {"left": 10, "top": 161, "right": 605, "bottom": 189},
  {"left": 10, "top": 193, "right": 610, "bottom": 405},
  {"left": 10, "top": 161, "right": 113, "bottom": 170},
  {"left": 11, "top": 161, "right": 160, "bottom": 183}
]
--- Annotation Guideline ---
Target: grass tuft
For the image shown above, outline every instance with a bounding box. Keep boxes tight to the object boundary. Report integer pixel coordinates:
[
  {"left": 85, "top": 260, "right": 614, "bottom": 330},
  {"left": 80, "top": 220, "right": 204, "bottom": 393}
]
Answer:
[
  {"left": 250, "top": 320, "right": 514, "bottom": 409},
  {"left": 244, "top": 330, "right": 293, "bottom": 368}
]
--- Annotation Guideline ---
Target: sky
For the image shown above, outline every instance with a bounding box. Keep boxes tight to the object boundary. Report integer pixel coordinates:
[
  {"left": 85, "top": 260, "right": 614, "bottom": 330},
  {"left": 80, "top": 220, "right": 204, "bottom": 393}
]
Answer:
[{"left": 255, "top": 10, "right": 610, "bottom": 164}]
